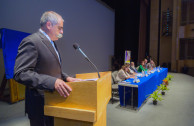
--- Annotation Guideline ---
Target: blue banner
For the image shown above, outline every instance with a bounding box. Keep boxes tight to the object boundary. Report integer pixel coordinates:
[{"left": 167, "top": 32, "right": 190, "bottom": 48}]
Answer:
[{"left": 0, "top": 28, "right": 30, "bottom": 79}]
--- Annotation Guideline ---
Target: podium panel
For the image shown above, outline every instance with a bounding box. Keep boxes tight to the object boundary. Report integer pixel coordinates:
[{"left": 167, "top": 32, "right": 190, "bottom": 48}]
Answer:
[
  {"left": 54, "top": 117, "right": 93, "bottom": 126},
  {"left": 9, "top": 79, "right": 25, "bottom": 103},
  {"left": 44, "top": 71, "right": 111, "bottom": 126}
]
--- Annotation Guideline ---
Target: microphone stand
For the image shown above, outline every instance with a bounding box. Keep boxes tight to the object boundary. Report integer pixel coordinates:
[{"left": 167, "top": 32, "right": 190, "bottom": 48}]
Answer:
[
  {"left": 85, "top": 57, "right": 101, "bottom": 78},
  {"left": 74, "top": 44, "right": 101, "bottom": 78}
]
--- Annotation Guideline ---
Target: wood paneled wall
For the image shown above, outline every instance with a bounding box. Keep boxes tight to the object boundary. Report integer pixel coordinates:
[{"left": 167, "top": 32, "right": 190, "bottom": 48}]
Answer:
[
  {"left": 150, "top": 0, "right": 194, "bottom": 74},
  {"left": 159, "top": 0, "right": 173, "bottom": 67},
  {"left": 171, "top": 0, "right": 181, "bottom": 72},
  {"left": 149, "top": 0, "right": 159, "bottom": 64},
  {"left": 138, "top": 0, "right": 150, "bottom": 62},
  {"left": 150, "top": 0, "right": 178, "bottom": 71}
]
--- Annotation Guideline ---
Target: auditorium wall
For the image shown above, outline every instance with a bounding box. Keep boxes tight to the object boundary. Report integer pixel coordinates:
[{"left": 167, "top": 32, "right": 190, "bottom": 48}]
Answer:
[
  {"left": 150, "top": 0, "right": 173, "bottom": 69},
  {"left": 149, "top": 0, "right": 159, "bottom": 65},
  {"left": 159, "top": 0, "right": 173, "bottom": 68},
  {"left": 0, "top": 0, "right": 115, "bottom": 76}
]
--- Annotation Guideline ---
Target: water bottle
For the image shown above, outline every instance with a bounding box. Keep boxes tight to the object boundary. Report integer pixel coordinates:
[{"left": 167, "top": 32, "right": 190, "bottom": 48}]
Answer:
[{"left": 142, "top": 71, "right": 145, "bottom": 77}]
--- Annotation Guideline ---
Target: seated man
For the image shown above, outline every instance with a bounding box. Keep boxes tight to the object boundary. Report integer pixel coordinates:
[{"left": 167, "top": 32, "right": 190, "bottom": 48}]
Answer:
[
  {"left": 116, "top": 64, "right": 134, "bottom": 82},
  {"left": 129, "top": 62, "right": 138, "bottom": 73}
]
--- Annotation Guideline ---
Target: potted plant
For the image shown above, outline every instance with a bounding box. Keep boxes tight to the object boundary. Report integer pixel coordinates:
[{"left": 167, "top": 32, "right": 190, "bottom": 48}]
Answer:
[
  {"left": 158, "top": 84, "right": 169, "bottom": 95},
  {"left": 167, "top": 75, "right": 173, "bottom": 81},
  {"left": 149, "top": 90, "right": 163, "bottom": 105}
]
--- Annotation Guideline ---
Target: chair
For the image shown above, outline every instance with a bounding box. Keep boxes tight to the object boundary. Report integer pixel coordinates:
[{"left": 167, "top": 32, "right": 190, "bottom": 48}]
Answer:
[{"left": 111, "top": 70, "right": 119, "bottom": 104}]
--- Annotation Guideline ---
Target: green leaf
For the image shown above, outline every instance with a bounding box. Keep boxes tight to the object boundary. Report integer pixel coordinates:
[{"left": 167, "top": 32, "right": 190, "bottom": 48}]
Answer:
[
  {"left": 149, "top": 90, "right": 164, "bottom": 101},
  {"left": 158, "top": 84, "right": 169, "bottom": 91}
]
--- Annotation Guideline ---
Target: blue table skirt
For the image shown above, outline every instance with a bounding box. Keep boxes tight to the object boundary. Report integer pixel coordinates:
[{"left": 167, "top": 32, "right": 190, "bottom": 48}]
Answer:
[{"left": 119, "top": 68, "right": 168, "bottom": 108}]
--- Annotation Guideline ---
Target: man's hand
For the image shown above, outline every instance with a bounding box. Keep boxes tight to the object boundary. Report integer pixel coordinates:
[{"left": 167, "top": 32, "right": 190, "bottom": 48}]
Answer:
[
  {"left": 54, "top": 79, "right": 72, "bottom": 97},
  {"left": 66, "top": 77, "right": 83, "bottom": 82}
]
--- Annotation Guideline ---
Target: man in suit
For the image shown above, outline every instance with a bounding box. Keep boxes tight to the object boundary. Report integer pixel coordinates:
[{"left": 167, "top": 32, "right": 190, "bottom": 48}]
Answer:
[
  {"left": 14, "top": 11, "right": 81, "bottom": 126},
  {"left": 129, "top": 62, "right": 138, "bottom": 73}
]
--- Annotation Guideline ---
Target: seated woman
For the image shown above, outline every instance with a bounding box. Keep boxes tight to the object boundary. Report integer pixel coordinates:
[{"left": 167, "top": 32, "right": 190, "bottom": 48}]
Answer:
[
  {"left": 138, "top": 61, "right": 147, "bottom": 72},
  {"left": 147, "top": 60, "right": 156, "bottom": 70},
  {"left": 124, "top": 63, "right": 133, "bottom": 74},
  {"left": 150, "top": 60, "right": 156, "bottom": 68},
  {"left": 116, "top": 64, "right": 134, "bottom": 82}
]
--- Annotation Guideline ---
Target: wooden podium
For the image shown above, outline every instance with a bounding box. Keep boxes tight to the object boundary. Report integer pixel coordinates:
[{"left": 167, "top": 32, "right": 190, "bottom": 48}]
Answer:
[{"left": 44, "top": 71, "right": 111, "bottom": 126}]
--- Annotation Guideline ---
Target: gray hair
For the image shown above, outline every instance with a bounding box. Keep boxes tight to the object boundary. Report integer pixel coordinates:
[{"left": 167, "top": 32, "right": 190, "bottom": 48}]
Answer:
[{"left": 40, "top": 11, "right": 64, "bottom": 27}]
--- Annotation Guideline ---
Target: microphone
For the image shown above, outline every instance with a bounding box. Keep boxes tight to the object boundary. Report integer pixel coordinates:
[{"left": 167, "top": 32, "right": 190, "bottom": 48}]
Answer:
[{"left": 73, "top": 43, "right": 101, "bottom": 78}]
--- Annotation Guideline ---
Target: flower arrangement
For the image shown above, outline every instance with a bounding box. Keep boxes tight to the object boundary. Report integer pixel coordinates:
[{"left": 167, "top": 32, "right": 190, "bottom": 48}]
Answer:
[{"left": 163, "top": 78, "right": 169, "bottom": 86}]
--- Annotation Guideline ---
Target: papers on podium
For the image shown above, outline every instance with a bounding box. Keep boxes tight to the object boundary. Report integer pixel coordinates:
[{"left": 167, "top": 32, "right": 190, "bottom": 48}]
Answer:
[{"left": 83, "top": 78, "right": 98, "bottom": 81}]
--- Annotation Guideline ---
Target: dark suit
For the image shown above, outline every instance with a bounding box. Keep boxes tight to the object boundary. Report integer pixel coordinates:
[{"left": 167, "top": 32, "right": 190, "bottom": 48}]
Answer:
[
  {"left": 130, "top": 66, "right": 137, "bottom": 73},
  {"left": 14, "top": 31, "right": 69, "bottom": 126}
]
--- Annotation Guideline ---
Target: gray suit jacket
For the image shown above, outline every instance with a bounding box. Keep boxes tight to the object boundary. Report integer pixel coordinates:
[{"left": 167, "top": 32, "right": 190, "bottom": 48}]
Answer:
[
  {"left": 14, "top": 31, "right": 68, "bottom": 92},
  {"left": 14, "top": 31, "right": 69, "bottom": 118}
]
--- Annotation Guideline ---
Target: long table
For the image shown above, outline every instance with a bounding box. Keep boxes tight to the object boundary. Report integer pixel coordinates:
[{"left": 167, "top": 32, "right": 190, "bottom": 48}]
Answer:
[{"left": 118, "top": 68, "right": 168, "bottom": 108}]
